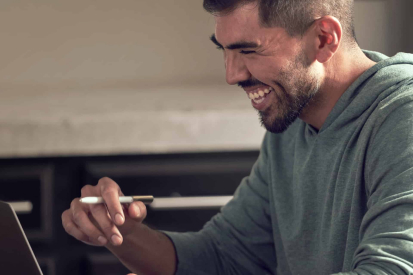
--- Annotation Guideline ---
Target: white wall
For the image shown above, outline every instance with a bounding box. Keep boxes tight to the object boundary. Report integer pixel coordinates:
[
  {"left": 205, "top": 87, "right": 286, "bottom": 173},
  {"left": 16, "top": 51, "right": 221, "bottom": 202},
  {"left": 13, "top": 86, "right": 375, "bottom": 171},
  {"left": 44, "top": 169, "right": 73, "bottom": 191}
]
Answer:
[
  {"left": 0, "top": 0, "right": 411, "bottom": 157},
  {"left": 0, "top": 0, "right": 411, "bottom": 92},
  {"left": 0, "top": 0, "right": 226, "bottom": 90}
]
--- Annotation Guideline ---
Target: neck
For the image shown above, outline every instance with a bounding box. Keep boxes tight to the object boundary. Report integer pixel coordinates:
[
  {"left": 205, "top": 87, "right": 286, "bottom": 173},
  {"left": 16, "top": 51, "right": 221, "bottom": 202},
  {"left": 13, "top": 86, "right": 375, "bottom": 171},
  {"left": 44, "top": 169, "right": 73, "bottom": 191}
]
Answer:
[{"left": 301, "top": 46, "right": 376, "bottom": 130}]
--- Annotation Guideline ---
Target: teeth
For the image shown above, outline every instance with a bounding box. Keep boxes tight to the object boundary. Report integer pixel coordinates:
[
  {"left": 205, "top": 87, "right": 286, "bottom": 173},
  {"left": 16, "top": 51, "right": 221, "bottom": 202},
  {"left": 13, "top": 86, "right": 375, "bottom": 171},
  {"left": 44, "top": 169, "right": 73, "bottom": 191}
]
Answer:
[
  {"left": 247, "top": 87, "right": 273, "bottom": 101},
  {"left": 253, "top": 97, "right": 265, "bottom": 104}
]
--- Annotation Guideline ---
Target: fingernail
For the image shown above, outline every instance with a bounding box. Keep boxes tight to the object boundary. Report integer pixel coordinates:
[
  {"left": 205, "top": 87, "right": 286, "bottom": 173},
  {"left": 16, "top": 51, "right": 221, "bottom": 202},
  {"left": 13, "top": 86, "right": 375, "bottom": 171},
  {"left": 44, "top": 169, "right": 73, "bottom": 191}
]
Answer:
[
  {"left": 98, "top": 236, "right": 107, "bottom": 245},
  {"left": 115, "top": 213, "right": 124, "bottom": 225},
  {"left": 111, "top": 234, "right": 122, "bottom": 245}
]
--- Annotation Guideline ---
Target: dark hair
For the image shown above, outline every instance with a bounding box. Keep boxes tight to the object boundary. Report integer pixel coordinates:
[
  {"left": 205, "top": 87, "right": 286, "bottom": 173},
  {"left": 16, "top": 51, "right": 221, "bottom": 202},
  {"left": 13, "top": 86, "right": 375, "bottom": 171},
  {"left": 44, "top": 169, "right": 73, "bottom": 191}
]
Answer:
[{"left": 203, "top": 0, "right": 356, "bottom": 43}]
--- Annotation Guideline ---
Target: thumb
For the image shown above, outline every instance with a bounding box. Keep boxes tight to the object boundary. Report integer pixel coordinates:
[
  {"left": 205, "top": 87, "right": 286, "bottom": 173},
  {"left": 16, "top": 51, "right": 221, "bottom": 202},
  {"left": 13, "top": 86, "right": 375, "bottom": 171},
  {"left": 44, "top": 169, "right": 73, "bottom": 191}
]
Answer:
[
  {"left": 127, "top": 201, "right": 147, "bottom": 222},
  {"left": 116, "top": 202, "right": 147, "bottom": 237}
]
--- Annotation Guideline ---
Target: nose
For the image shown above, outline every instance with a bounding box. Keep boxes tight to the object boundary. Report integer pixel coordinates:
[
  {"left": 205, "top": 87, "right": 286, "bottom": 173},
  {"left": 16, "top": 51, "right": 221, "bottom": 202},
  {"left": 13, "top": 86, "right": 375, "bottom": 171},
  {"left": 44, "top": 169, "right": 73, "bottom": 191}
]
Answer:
[{"left": 225, "top": 52, "right": 251, "bottom": 85}]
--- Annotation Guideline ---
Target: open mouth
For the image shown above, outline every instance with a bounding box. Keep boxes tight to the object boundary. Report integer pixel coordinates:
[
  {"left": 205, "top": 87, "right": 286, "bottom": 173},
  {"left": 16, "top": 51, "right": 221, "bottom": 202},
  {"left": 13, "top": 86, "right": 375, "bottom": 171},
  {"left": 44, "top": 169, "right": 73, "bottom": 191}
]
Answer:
[{"left": 247, "top": 87, "right": 274, "bottom": 104}]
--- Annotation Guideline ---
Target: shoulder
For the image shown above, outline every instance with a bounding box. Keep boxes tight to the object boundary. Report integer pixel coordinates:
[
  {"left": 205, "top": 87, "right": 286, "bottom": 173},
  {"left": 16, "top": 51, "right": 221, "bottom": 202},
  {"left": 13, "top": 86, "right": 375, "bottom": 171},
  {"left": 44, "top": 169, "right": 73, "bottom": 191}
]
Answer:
[
  {"left": 363, "top": 54, "right": 413, "bottom": 129},
  {"left": 374, "top": 78, "right": 413, "bottom": 125},
  {"left": 365, "top": 80, "right": 413, "bottom": 158}
]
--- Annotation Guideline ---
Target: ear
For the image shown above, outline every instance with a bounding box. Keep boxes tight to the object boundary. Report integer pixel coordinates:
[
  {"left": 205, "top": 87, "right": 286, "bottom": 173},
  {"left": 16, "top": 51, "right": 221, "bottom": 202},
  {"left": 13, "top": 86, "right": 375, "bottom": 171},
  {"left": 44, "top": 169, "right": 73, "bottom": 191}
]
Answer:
[{"left": 312, "top": 16, "right": 342, "bottom": 63}]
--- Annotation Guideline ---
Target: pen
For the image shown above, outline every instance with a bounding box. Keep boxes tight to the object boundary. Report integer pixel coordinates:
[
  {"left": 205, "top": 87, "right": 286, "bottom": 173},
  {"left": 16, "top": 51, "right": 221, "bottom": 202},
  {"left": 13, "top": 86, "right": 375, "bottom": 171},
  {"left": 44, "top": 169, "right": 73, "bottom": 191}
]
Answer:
[{"left": 80, "top": 195, "right": 154, "bottom": 204}]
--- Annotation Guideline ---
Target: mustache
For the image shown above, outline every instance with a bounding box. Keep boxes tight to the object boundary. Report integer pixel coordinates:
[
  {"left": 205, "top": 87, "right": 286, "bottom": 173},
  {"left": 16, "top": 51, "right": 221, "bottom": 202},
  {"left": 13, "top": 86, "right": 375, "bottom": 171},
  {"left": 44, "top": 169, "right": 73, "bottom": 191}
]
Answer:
[{"left": 237, "top": 79, "right": 267, "bottom": 88}]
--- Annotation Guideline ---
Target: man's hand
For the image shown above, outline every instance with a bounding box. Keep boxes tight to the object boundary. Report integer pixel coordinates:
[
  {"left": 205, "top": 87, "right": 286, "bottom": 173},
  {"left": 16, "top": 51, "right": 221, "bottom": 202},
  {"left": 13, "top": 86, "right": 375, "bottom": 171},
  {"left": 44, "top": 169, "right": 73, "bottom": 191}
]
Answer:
[
  {"left": 62, "top": 177, "right": 176, "bottom": 274},
  {"left": 62, "top": 177, "right": 147, "bottom": 246}
]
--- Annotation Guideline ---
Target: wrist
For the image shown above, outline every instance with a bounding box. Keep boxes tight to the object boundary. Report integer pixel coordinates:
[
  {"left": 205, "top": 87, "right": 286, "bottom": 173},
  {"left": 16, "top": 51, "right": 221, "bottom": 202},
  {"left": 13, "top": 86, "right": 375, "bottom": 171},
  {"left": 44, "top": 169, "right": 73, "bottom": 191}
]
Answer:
[{"left": 105, "top": 223, "right": 176, "bottom": 275}]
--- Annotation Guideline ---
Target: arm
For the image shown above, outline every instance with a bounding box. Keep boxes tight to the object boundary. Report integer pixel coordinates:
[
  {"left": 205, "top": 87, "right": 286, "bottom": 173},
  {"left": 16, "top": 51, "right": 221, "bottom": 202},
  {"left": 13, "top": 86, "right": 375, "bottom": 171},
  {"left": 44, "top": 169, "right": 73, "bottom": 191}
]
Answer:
[
  {"left": 62, "top": 177, "right": 176, "bottom": 275},
  {"left": 62, "top": 133, "right": 274, "bottom": 275},
  {"left": 165, "top": 133, "right": 276, "bottom": 274},
  {"left": 106, "top": 223, "right": 176, "bottom": 275},
  {"left": 334, "top": 92, "right": 413, "bottom": 274}
]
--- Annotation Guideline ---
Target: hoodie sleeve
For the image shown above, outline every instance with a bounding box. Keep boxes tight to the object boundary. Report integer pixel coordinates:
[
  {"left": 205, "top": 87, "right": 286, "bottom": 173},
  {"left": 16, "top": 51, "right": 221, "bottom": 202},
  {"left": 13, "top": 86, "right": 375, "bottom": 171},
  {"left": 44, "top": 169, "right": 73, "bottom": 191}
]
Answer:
[
  {"left": 335, "top": 86, "right": 413, "bottom": 275},
  {"left": 163, "top": 132, "right": 276, "bottom": 275}
]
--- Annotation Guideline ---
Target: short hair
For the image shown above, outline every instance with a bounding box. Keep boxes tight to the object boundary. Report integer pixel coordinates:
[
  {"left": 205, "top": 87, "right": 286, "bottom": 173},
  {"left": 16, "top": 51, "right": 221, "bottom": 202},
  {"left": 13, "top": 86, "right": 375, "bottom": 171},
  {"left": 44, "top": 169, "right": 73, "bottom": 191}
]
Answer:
[{"left": 203, "top": 0, "right": 356, "bottom": 43}]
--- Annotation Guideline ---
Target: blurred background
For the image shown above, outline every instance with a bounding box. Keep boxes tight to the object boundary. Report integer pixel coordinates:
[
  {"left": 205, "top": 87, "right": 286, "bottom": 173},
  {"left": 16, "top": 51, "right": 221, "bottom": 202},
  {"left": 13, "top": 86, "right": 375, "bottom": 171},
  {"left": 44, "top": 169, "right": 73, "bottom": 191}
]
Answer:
[{"left": 0, "top": 0, "right": 412, "bottom": 274}]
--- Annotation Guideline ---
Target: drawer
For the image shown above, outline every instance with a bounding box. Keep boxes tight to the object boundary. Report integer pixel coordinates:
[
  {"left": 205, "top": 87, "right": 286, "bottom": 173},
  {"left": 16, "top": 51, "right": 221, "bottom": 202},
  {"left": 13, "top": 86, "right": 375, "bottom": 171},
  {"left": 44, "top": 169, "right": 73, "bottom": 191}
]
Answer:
[{"left": 0, "top": 165, "right": 53, "bottom": 241}]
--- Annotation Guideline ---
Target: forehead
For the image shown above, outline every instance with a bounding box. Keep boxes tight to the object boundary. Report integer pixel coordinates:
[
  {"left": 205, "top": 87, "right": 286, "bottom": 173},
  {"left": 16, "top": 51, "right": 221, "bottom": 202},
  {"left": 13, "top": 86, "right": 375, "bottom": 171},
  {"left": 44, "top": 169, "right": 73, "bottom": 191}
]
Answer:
[
  {"left": 214, "top": 3, "right": 260, "bottom": 41},
  {"left": 214, "top": 3, "right": 286, "bottom": 47}
]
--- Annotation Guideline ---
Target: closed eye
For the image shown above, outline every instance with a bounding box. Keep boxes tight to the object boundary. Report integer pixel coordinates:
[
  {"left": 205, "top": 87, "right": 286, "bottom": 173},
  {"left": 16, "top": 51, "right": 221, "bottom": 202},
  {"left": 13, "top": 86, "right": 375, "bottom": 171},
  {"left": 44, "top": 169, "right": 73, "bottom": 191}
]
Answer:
[{"left": 240, "top": 50, "right": 255, "bottom": 55}]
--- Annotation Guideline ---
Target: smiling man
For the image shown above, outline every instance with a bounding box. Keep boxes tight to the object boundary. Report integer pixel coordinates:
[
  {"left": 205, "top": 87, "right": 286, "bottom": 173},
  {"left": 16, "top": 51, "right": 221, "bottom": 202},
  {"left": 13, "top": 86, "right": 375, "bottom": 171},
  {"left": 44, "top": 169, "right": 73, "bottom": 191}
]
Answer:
[
  {"left": 209, "top": 0, "right": 375, "bottom": 134},
  {"left": 62, "top": 0, "right": 413, "bottom": 274}
]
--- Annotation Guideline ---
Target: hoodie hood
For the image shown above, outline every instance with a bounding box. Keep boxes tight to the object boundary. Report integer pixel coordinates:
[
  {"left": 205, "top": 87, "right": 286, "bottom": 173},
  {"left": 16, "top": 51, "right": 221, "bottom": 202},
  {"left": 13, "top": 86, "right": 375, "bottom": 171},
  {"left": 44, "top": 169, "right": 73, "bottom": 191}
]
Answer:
[{"left": 319, "top": 50, "right": 413, "bottom": 134}]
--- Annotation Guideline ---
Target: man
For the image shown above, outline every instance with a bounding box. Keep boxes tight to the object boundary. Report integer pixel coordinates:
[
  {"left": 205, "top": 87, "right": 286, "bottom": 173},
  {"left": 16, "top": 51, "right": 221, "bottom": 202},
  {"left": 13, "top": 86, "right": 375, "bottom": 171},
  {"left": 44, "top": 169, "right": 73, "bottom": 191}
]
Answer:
[{"left": 62, "top": 0, "right": 413, "bottom": 274}]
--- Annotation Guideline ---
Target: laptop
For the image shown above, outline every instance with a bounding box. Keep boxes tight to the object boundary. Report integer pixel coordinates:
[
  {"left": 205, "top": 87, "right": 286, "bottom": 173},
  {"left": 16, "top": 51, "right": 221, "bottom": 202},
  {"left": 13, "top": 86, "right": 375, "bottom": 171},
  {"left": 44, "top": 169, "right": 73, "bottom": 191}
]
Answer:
[{"left": 0, "top": 200, "right": 43, "bottom": 275}]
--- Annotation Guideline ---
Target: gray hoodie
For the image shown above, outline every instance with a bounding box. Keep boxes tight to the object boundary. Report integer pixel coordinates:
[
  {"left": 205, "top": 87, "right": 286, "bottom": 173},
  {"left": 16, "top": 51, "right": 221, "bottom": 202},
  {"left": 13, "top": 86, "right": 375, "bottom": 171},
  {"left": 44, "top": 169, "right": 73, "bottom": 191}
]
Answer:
[{"left": 165, "top": 51, "right": 413, "bottom": 275}]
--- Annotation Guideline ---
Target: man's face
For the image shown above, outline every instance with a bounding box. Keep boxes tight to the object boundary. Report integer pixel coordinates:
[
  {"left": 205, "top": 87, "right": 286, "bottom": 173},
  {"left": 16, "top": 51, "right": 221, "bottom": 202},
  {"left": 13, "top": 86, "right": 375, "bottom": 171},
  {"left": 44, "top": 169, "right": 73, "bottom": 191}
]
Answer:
[{"left": 213, "top": 3, "right": 320, "bottom": 133}]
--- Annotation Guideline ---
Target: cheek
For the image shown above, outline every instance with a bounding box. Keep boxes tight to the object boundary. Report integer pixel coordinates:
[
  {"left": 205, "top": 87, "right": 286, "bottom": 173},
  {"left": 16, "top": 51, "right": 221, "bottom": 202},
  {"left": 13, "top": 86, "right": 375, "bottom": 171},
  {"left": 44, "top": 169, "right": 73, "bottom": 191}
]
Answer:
[{"left": 246, "top": 58, "right": 281, "bottom": 83}]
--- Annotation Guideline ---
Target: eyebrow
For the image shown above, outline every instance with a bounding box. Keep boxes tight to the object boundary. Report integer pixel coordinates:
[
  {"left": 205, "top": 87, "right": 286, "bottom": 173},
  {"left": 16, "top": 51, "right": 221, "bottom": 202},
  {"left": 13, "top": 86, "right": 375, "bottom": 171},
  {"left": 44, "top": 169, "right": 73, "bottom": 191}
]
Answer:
[{"left": 210, "top": 34, "right": 259, "bottom": 50}]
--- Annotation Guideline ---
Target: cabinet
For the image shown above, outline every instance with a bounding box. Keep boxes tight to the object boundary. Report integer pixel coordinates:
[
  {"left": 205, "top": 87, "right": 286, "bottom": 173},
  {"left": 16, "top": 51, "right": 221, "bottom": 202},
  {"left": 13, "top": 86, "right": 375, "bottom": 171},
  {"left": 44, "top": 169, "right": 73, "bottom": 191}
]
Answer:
[{"left": 0, "top": 150, "right": 259, "bottom": 275}]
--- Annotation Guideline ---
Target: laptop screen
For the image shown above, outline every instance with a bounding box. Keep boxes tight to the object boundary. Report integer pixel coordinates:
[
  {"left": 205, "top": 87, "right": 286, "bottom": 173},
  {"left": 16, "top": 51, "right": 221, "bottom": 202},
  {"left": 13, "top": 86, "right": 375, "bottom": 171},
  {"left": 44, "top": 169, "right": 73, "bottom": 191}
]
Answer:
[{"left": 0, "top": 201, "right": 43, "bottom": 275}]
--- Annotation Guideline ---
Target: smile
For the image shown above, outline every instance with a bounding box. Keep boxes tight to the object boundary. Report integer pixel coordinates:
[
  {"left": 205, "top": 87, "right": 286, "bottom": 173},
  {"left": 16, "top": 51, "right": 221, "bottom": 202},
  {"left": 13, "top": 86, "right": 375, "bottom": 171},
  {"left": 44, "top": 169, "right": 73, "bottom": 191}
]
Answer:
[{"left": 247, "top": 87, "right": 274, "bottom": 104}]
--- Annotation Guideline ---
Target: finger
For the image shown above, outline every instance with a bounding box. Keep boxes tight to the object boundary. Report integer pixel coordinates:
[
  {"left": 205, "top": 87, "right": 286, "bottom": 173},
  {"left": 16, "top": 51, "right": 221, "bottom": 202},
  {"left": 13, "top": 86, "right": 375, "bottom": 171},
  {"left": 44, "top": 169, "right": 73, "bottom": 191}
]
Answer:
[
  {"left": 70, "top": 198, "right": 108, "bottom": 245},
  {"left": 128, "top": 201, "right": 147, "bottom": 222},
  {"left": 81, "top": 184, "right": 100, "bottom": 197},
  {"left": 89, "top": 203, "right": 123, "bottom": 246},
  {"left": 62, "top": 210, "right": 89, "bottom": 242},
  {"left": 62, "top": 210, "right": 101, "bottom": 246},
  {"left": 98, "top": 177, "right": 125, "bottom": 226}
]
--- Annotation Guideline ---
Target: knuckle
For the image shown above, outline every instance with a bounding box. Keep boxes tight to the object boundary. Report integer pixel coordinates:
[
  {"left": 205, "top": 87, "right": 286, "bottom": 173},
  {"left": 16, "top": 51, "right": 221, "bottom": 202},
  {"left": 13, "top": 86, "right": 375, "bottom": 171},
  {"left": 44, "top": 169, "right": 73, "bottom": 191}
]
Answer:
[
  {"left": 98, "top": 177, "right": 119, "bottom": 194},
  {"left": 100, "top": 188, "right": 115, "bottom": 198},
  {"left": 97, "top": 177, "right": 111, "bottom": 186},
  {"left": 70, "top": 199, "right": 78, "bottom": 210},
  {"left": 73, "top": 211, "right": 84, "bottom": 224},
  {"left": 64, "top": 222, "right": 75, "bottom": 234},
  {"left": 81, "top": 185, "right": 93, "bottom": 196}
]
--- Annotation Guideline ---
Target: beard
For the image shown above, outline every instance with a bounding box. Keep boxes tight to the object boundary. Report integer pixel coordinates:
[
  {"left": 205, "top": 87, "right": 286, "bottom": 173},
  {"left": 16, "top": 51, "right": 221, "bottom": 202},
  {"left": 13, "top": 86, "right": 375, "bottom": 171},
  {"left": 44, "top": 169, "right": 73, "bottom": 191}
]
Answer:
[{"left": 259, "top": 51, "right": 320, "bottom": 134}]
